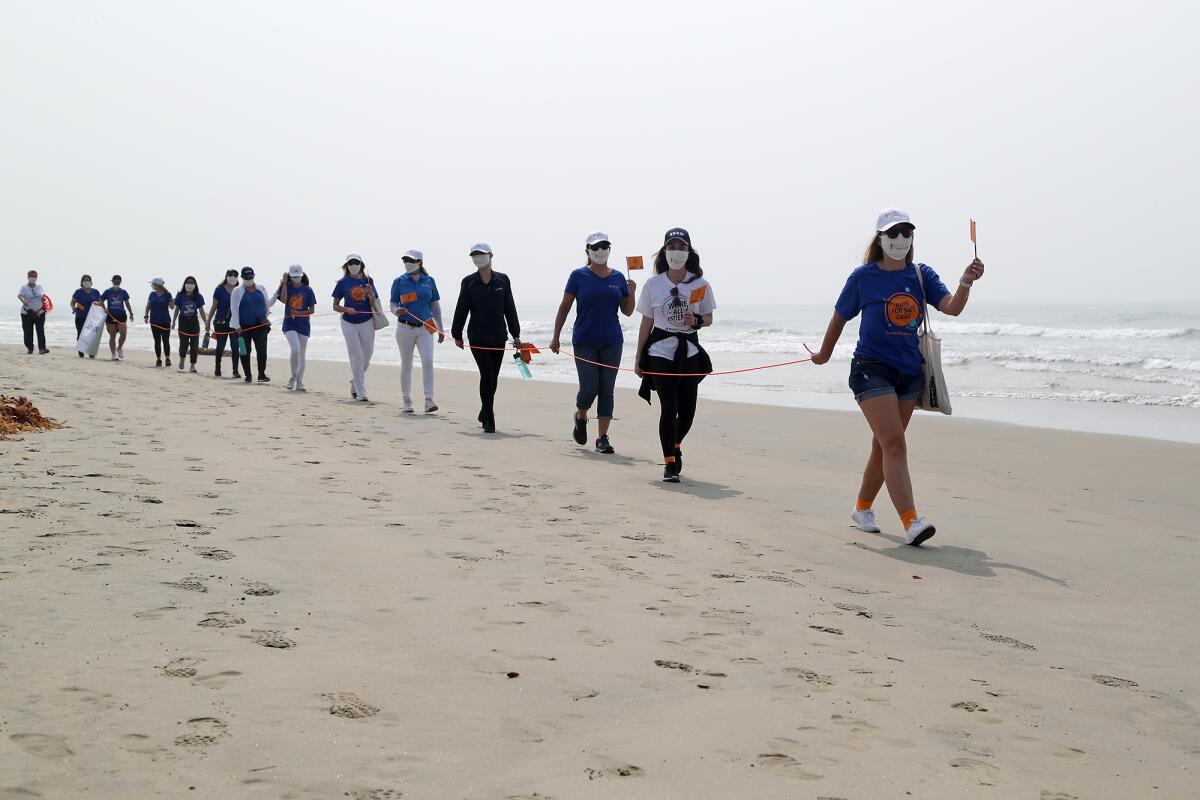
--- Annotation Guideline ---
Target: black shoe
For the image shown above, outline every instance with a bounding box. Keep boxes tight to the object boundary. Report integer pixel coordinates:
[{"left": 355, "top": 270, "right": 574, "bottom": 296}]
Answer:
[
  {"left": 26, "top": 350, "right": 33, "bottom": 355},
  {"left": 572, "top": 414, "right": 587, "bottom": 445},
  {"left": 88, "top": 354, "right": 95, "bottom": 359},
  {"left": 156, "top": 359, "right": 162, "bottom": 367},
  {"left": 38, "top": 349, "right": 49, "bottom": 355},
  {"left": 78, "top": 352, "right": 84, "bottom": 359},
  {"left": 214, "top": 367, "right": 222, "bottom": 377},
  {"left": 662, "top": 461, "right": 681, "bottom": 483},
  {"left": 232, "top": 371, "right": 241, "bottom": 379},
  {"left": 483, "top": 413, "right": 496, "bottom": 434},
  {"left": 258, "top": 374, "right": 270, "bottom": 382},
  {"left": 244, "top": 375, "right": 252, "bottom": 383},
  {"left": 595, "top": 436, "right": 614, "bottom": 454},
  {"left": 674, "top": 447, "right": 683, "bottom": 475},
  {"left": 350, "top": 380, "right": 357, "bottom": 399}
]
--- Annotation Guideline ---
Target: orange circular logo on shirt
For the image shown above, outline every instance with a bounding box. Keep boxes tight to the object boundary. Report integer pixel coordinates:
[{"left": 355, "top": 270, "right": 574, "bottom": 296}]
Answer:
[
  {"left": 289, "top": 294, "right": 304, "bottom": 309},
  {"left": 885, "top": 292, "right": 921, "bottom": 329},
  {"left": 349, "top": 285, "right": 367, "bottom": 302}
]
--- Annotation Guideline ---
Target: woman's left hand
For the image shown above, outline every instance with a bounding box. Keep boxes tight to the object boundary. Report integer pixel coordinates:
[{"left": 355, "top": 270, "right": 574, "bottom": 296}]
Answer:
[
  {"left": 683, "top": 310, "right": 696, "bottom": 327},
  {"left": 963, "top": 258, "right": 985, "bottom": 284},
  {"left": 437, "top": 333, "right": 445, "bottom": 344}
]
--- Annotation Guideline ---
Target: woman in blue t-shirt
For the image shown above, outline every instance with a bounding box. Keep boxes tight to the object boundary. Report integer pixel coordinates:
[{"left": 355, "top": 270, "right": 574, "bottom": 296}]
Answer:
[
  {"left": 389, "top": 249, "right": 444, "bottom": 413},
  {"left": 810, "top": 208, "right": 985, "bottom": 546},
  {"left": 144, "top": 277, "right": 175, "bottom": 367},
  {"left": 279, "top": 264, "right": 317, "bottom": 392},
  {"left": 331, "top": 253, "right": 381, "bottom": 402},
  {"left": 98, "top": 275, "right": 133, "bottom": 361},
  {"left": 550, "top": 231, "right": 636, "bottom": 454},
  {"left": 70, "top": 275, "right": 101, "bottom": 358},
  {"left": 171, "top": 276, "right": 206, "bottom": 372}
]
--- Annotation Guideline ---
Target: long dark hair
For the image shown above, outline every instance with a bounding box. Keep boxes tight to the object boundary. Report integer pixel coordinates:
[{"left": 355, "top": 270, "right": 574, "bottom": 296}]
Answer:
[
  {"left": 178, "top": 275, "right": 199, "bottom": 296},
  {"left": 652, "top": 247, "right": 703, "bottom": 278},
  {"left": 295, "top": 272, "right": 310, "bottom": 286}
]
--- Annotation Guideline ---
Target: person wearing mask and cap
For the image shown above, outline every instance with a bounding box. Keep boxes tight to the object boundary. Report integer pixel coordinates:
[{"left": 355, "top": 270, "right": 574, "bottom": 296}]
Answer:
[
  {"left": 389, "top": 248, "right": 444, "bottom": 413},
  {"left": 172, "top": 276, "right": 206, "bottom": 373},
  {"left": 207, "top": 269, "right": 242, "bottom": 379},
  {"left": 144, "top": 276, "right": 175, "bottom": 367},
  {"left": 98, "top": 275, "right": 133, "bottom": 361},
  {"left": 17, "top": 270, "right": 49, "bottom": 355},
  {"left": 451, "top": 242, "right": 522, "bottom": 433},
  {"left": 229, "top": 266, "right": 276, "bottom": 383},
  {"left": 550, "top": 231, "right": 636, "bottom": 454},
  {"left": 331, "top": 253, "right": 381, "bottom": 402},
  {"left": 634, "top": 227, "right": 717, "bottom": 483},
  {"left": 809, "top": 208, "right": 985, "bottom": 546},
  {"left": 279, "top": 264, "right": 317, "bottom": 391},
  {"left": 70, "top": 274, "right": 101, "bottom": 358}
]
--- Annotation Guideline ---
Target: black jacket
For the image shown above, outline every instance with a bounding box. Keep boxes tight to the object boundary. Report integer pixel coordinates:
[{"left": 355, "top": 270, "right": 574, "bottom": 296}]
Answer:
[{"left": 451, "top": 271, "right": 520, "bottom": 346}]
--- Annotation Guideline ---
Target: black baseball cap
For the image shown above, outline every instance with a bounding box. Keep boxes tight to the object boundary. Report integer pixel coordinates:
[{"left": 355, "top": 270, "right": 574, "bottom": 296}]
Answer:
[
  {"left": 241, "top": 266, "right": 255, "bottom": 279},
  {"left": 225, "top": 268, "right": 239, "bottom": 278},
  {"left": 664, "top": 227, "right": 691, "bottom": 246},
  {"left": 111, "top": 274, "right": 122, "bottom": 282}
]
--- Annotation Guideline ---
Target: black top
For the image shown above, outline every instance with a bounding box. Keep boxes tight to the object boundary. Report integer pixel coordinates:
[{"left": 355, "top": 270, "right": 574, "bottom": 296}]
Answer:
[{"left": 451, "top": 271, "right": 520, "bottom": 346}]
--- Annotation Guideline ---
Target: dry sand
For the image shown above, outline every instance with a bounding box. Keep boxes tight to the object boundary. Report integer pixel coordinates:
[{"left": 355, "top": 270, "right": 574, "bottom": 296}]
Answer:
[{"left": 1, "top": 342, "right": 1197, "bottom": 799}]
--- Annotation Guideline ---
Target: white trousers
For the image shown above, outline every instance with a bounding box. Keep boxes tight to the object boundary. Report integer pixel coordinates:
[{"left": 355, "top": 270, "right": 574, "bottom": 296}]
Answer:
[
  {"left": 340, "top": 317, "right": 376, "bottom": 397},
  {"left": 395, "top": 322, "right": 435, "bottom": 401},
  {"left": 284, "top": 330, "right": 309, "bottom": 384}
]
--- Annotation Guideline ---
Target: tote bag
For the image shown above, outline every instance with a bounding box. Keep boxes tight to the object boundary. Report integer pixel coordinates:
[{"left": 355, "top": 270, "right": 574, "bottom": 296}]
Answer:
[
  {"left": 369, "top": 280, "right": 389, "bottom": 331},
  {"left": 913, "top": 264, "right": 952, "bottom": 415}
]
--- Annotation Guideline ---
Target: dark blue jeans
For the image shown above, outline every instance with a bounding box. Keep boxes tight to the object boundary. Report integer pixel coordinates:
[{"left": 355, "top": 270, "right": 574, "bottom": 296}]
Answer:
[{"left": 573, "top": 343, "right": 622, "bottom": 418}]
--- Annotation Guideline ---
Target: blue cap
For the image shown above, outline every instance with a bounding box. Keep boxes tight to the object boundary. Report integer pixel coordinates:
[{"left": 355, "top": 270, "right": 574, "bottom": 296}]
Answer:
[
  {"left": 241, "top": 266, "right": 255, "bottom": 279},
  {"left": 664, "top": 227, "right": 691, "bottom": 246}
]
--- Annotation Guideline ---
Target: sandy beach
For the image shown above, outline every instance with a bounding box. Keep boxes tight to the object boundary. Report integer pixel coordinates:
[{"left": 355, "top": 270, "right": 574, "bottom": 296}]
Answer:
[{"left": 1, "top": 342, "right": 1197, "bottom": 799}]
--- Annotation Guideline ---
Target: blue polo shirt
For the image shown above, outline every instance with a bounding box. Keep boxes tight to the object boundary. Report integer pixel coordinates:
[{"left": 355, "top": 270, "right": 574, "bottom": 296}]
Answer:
[
  {"left": 835, "top": 262, "right": 950, "bottom": 374},
  {"left": 72, "top": 288, "right": 100, "bottom": 319},
  {"left": 282, "top": 284, "right": 317, "bottom": 336},
  {"left": 332, "top": 275, "right": 376, "bottom": 324},
  {"left": 389, "top": 273, "right": 440, "bottom": 325},
  {"left": 565, "top": 266, "right": 628, "bottom": 345}
]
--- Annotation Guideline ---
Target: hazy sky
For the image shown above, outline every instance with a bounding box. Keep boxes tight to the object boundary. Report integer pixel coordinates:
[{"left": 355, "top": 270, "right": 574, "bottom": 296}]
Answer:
[{"left": 3, "top": 1, "right": 1197, "bottom": 308}]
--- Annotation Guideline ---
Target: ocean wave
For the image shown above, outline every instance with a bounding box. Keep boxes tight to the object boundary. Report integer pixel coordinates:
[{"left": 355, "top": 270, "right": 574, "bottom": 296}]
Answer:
[
  {"left": 937, "top": 322, "right": 1197, "bottom": 340},
  {"left": 960, "top": 389, "right": 1200, "bottom": 409}
]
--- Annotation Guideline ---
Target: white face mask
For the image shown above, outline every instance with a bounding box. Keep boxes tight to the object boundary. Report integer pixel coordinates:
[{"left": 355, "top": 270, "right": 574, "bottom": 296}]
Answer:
[
  {"left": 82, "top": 281, "right": 92, "bottom": 289},
  {"left": 244, "top": 279, "right": 255, "bottom": 287},
  {"left": 347, "top": 263, "right": 362, "bottom": 276},
  {"left": 226, "top": 276, "right": 238, "bottom": 286},
  {"left": 185, "top": 283, "right": 196, "bottom": 292},
  {"left": 404, "top": 261, "right": 422, "bottom": 274},
  {"left": 880, "top": 233, "right": 912, "bottom": 261},
  {"left": 471, "top": 253, "right": 491, "bottom": 268},
  {"left": 28, "top": 278, "right": 37, "bottom": 286},
  {"left": 290, "top": 276, "right": 302, "bottom": 285},
  {"left": 665, "top": 251, "right": 689, "bottom": 271},
  {"left": 589, "top": 249, "right": 611, "bottom": 266}
]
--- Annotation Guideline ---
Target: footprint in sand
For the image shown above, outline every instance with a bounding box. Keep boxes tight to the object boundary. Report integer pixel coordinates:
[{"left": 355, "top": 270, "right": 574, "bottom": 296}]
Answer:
[
  {"left": 654, "top": 659, "right": 694, "bottom": 673},
  {"left": 197, "top": 492, "right": 219, "bottom": 499},
  {"left": 584, "top": 758, "right": 644, "bottom": 780},
  {"left": 96, "top": 545, "right": 149, "bottom": 557},
  {"left": 785, "top": 668, "right": 835, "bottom": 687},
  {"left": 809, "top": 625, "right": 844, "bottom": 636},
  {"left": 197, "top": 612, "right": 245, "bottom": 628},
  {"left": 1040, "top": 793, "right": 1080, "bottom": 800},
  {"left": 163, "top": 576, "right": 207, "bottom": 593},
  {"left": 346, "top": 790, "right": 404, "bottom": 800},
  {"left": 173, "top": 717, "right": 229, "bottom": 749},
  {"left": 214, "top": 478, "right": 236, "bottom": 485},
  {"left": 161, "top": 657, "right": 203, "bottom": 678},
  {"left": 251, "top": 629, "right": 296, "bottom": 649},
  {"left": 319, "top": 692, "right": 379, "bottom": 719},
  {"left": 193, "top": 547, "right": 234, "bottom": 561},
  {"left": 242, "top": 581, "right": 279, "bottom": 596},
  {"left": 135, "top": 495, "right": 163, "bottom": 504},
  {"left": 754, "top": 751, "right": 823, "bottom": 780},
  {"left": 10, "top": 733, "right": 73, "bottom": 759},
  {"left": 1091, "top": 674, "right": 1137, "bottom": 689},
  {"left": 981, "top": 633, "right": 1036, "bottom": 650},
  {"left": 120, "top": 733, "right": 170, "bottom": 757},
  {"left": 951, "top": 701, "right": 989, "bottom": 712}
]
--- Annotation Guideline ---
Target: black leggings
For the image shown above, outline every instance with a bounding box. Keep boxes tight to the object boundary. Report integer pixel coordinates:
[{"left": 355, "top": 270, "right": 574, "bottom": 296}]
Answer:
[
  {"left": 647, "top": 355, "right": 702, "bottom": 458},
  {"left": 75, "top": 316, "right": 86, "bottom": 337},
  {"left": 213, "top": 321, "right": 239, "bottom": 374},
  {"left": 239, "top": 325, "right": 269, "bottom": 377},
  {"left": 470, "top": 347, "right": 505, "bottom": 416},
  {"left": 178, "top": 319, "right": 200, "bottom": 363},
  {"left": 151, "top": 326, "right": 171, "bottom": 359}
]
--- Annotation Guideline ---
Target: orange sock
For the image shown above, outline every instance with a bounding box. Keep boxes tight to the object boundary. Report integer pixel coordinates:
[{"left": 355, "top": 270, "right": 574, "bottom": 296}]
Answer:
[
  {"left": 855, "top": 498, "right": 873, "bottom": 512},
  {"left": 674, "top": 442, "right": 682, "bottom": 450},
  {"left": 900, "top": 508, "right": 918, "bottom": 529},
  {"left": 664, "top": 455, "right": 677, "bottom": 464}
]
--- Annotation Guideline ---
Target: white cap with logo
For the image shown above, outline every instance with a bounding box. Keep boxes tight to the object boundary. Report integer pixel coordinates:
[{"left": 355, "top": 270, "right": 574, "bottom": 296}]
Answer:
[
  {"left": 585, "top": 230, "right": 610, "bottom": 246},
  {"left": 403, "top": 249, "right": 424, "bottom": 261},
  {"left": 150, "top": 276, "right": 166, "bottom": 286},
  {"left": 875, "top": 208, "right": 915, "bottom": 232},
  {"left": 468, "top": 241, "right": 492, "bottom": 255},
  {"left": 288, "top": 264, "right": 304, "bottom": 279}
]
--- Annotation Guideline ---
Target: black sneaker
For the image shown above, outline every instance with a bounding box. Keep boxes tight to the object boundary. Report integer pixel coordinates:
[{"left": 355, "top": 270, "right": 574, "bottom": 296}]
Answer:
[
  {"left": 78, "top": 352, "right": 85, "bottom": 359},
  {"left": 595, "top": 436, "right": 614, "bottom": 454},
  {"left": 662, "top": 461, "right": 681, "bottom": 483},
  {"left": 675, "top": 447, "right": 683, "bottom": 474},
  {"left": 483, "top": 413, "right": 496, "bottom": 434},
  {"left": 214, "top": 366, "right": 222, "bottom": 377},
  {"left": 38, "top": 348, "right": 49, "bottom": 355},
  {"left": 244, "top": 375, "right": 252, "bottom": 383},
  {"left": 572, "top": 414, "right": 587, "bottom": 445},
  {"left": 478, "top": 410, "right": 486, "bottom": 427},
  {"left": 165, "top": 358, "right": 171, "bottom": 367},
  {"left": 258, "top": 374, "right": 270, "bottom": 383},
  {"left": 350, "top": 380, "right": 357, "bottom": 399},
  {"left": 155, "top": 359, "right": 162, "bottom": 367}
]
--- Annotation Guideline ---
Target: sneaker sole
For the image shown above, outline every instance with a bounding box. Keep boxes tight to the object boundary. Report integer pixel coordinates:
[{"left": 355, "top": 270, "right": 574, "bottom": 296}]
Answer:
[
  {"left": 572, "top": 416, "right": 587, "bottom": 445},
  {"left": 907, "top": 526, "right": 936, "bottom": 547}
]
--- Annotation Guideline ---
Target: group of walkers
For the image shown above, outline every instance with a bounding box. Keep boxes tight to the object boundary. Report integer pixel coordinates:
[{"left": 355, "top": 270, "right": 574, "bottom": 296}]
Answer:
[{"left": 17, "top": 210, "right": 985, "bottom": 545}]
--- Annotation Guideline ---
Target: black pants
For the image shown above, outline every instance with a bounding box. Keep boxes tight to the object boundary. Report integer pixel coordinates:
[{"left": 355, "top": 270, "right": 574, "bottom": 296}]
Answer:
[
  {"left": 75, "top": 315, "right": 86, "bottom": 337},
  {"left": 470, "top": 347, "right": 505, "bottom": 417},
  {"left": 648, "top": 355, "right": 702, "bottom": 458},
  {"left": 21, "top": 312, "right": 46, "bottom": 352},
  {"left": 214, "top": 320, "right": 240, "bottom": 374},
  {"left": 178, "top": 318, "right": 200, "bottom": 363},
  {"left": 151, "top": 326, "right": 171, "bottom": 359},
  {"left": 239, "top": 325, "right": 269, "bottom": 377}
]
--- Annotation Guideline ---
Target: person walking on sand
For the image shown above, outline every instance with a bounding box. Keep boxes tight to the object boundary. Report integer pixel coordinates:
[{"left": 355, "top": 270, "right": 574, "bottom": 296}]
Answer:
[
  {"left": 70, "top": 274, "right": 100, "bottom": 358},
  {"left": 332, "top": 253, "right": 381, "bottom": 402},
  {"left": 634, "top": 228, "right": 716, "bottom": 482},
  {"left": 809, "top": 208, "right": 985, "bottom": 546},
  {"left": 550, "top": 230, "right": 636, "bottom": 454},
  {"left": 18, "top": 270, "right": 49, "bottom": 355},
  {"left": 144, "top": 276, "right": 175, "bottom": 367},
  {"left": 207, "top": 269, "right": 242, "bottom": 379},
  {"left": 280, "top": 264, "right": 317, "bottom": 392},
  {"left": 98, "top": 275, "right": 133, "bottom": 361},
  {"left": 451, "top": 242, "right": 523, "bottom": 434},
  {"left": 172, "top": 276, "right": 207, "bottom": 373},
  {"left": 389, "top": 249, "right": 444, "bottom": 413},
  {"left": 229, "top": 266, "right": 276, "bottom": 383}
]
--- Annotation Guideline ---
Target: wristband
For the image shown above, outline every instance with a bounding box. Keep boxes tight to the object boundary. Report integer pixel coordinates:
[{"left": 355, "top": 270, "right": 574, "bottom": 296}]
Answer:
[
  {"left": 959, "top": 280, "right": 974, "bottom": 288},
  {"left": 692, "top": 319, "right": 704, "bottom": 330}
]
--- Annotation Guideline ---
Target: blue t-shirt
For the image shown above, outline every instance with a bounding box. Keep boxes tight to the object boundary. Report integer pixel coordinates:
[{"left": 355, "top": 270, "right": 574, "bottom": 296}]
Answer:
[
  {"left": 389, "top": 273, "right": 440, "bottom": 325},
  {"left": 835, "top": 262, "right": 950, "bottom": 374},
  {"left": 564, "top": 266, "right": 629, "bottom": 345},
  {"left": 332, "top": 275, "right": 377, "bottom": 325},
  {"left": 239, "top": 286, "right": 269, "bottom": 328},
  {"left": 146, "top": 290, "right": 173, "bottom": 326},
  {"left": 174, "top": 291, "right": 205, "bottom": 319},
  {"left": 212, "top": 283, "right": 235, "bottom": 321},
  {"left": 72, "top": 288, "right": 100, "bottom": 319},
  {"left": 282, "top": 284, "right": 317, "bottom": 336},
  {"left": 101, "top": 288, "right": 130, "bottom": 319}
]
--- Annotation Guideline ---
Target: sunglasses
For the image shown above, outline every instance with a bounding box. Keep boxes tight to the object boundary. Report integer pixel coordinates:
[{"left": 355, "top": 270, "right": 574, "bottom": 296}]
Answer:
[
  {"left": 587, "top": 243, "right": 611, "bottom": 251},
  {"left": 883, "top": 226, "right": 914, "bottom": 239}
]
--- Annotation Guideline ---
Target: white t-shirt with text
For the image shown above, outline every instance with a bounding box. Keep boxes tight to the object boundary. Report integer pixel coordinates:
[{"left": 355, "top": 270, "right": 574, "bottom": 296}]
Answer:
[{"left": 636, "top": 272, "right": 716, "bottom": 360}]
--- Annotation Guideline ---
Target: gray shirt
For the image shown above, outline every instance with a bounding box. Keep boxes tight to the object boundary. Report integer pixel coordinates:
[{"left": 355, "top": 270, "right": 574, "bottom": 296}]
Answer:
[{"left": 18, "top": 283, "right": 45, "bottom": 315}]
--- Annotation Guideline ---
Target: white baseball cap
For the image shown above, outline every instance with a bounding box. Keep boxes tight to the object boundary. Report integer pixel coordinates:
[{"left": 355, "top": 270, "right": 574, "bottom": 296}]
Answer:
[
  {"left": 875, "top": 208, "right": 916, "bottom": 232},
  {"left": 585, "top": 230, "right": 611, "bottom": 247},
  {"left": 403, "top": 249, "right": 424, "bottom": 261},
  {"left": 288, "top": 264, "right": 304, "bottom": 279},
  {"left": 344, "top": 253, "right": 364, "bottom": 265},
  {"left": 468, "top": 241, "right": 492, "bottom": 255},
  {"left": 150, "top": 276, "right": 166, "bottom": 286}
]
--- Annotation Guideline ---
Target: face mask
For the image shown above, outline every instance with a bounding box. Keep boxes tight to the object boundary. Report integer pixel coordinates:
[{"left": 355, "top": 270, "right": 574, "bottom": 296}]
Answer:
[
  {"left": 347, "top": 264, "right": 362, "bottom": 276},
  {"left": 244, "top": 279, "right": 255, "bottom": 287},
  {"left": 28, "top": 278, "right": 37, "bottom": 286},
  {"left": 404, "top": 261, "right": 421, "bottom": 274},
  {"left": 290, "top": 276, "right": 302, "bottom": 285},
  {"left": 227, "top": 276, "right": 238, "bottom": 286},
  {"left": 82, "top": 281, "right": 92, "bottom": 289},
  {"left": 589, "top": 249, "right": 611, "bottom": 266},
  {"left": 665, "top": 251, "right": 689, "bottom": 271},
  {"left": 471, "top": 254, "right": 491, "bottom": 268},
  {"left": 881, "top": 234, "right": 912, "bottom": 261}
]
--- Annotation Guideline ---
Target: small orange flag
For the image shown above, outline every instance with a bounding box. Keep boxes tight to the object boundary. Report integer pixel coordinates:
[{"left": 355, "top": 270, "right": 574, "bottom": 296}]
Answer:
[
  {"left": 688, "top": 285, "right": 707, "bottom": 304},
  {"left": 970, "top": 219, "right": 977, "bottom": 244},
  {"left": 626, "top": 255, "right": 644, "bottom": 271},
  {"left": 400, "top": 292, "right": 418, "bottom": 304},
  {"left": 518, "top": 342, "right": 540, "bottom": 364},
  {"left": 423, "top": 318, "right": 437, "bottom": 334}
]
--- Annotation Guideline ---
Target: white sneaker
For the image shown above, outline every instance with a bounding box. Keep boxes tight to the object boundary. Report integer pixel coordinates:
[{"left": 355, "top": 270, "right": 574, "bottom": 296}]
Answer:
[
  {"left": 111, "top": 355, "right": 119, "bottom": 362},
  {"left": 904, "top": 517, "right": 937, "bottom": 546},
  {"left": 357, "top": 395, "right": 369, "bottom": 402},
  {"left": 286, "top": 376, "right": 295, "bottom": 390},
  {"left": 401, "top": 399, "right": 414, "bottom": 413},
  {"left": 851, "top": 508, "right": 881, "bottom": 533},
  {"left": 116, "top": 348, "right": 124, "bottom": 360},
  {"left": 294, "top": 381, "right": 306, "bottom": 392},
  {"left": 424, "top": 398, "right": 438, "bottom": 413}
]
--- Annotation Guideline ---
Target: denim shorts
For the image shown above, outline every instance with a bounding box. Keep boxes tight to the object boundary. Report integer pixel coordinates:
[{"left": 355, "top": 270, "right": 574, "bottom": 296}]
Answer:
[{"left": 848, "top": 356, "right": 923, "bottom": 403}]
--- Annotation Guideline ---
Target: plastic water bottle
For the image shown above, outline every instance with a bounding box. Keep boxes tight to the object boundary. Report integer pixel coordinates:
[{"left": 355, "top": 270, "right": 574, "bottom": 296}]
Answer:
[
  {"left": 238, "top": 335, "right": 248, "bottom": 356},
  {"left": 512, "top": 352, "right": 532, "bottom": 380}
]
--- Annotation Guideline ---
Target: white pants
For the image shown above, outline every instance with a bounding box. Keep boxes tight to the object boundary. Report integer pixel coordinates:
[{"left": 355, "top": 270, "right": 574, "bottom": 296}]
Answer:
[
  {"left": 340, "top": 317, "right": 376, "bottom": 397},
  {"left": 284, "top": 330, "right": 309, "bottom": 384},
  {"left": 395, "top": 322, "right": 435, "bottom": 401}
]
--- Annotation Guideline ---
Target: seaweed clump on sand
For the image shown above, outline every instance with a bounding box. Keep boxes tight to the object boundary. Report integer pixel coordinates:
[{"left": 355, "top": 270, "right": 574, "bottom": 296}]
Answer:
[{"left": 0, "top": 395, "right": 65, "bottom": 439}]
